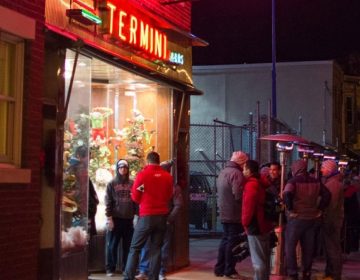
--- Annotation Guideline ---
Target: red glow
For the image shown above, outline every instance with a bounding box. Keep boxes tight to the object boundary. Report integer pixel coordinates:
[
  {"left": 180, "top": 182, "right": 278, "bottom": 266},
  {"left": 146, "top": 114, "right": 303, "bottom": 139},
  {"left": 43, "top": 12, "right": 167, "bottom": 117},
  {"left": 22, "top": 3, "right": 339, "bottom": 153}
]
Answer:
[{"left": 104, "top": 0, "right": 169, "bottom": 60}]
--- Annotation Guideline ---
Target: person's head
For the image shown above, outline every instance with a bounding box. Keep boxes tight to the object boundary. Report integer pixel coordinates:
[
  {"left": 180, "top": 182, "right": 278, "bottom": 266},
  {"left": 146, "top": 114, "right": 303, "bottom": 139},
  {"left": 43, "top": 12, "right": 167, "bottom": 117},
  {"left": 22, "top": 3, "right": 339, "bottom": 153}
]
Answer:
[
  {"left": 230, "top": 151, "right": 249, "bottom": 168},
  {"left": 291, "top": 160, "right": 307, "bottom": 177},
  {"left": 146, "top": 151, "right": 160, "bottom": 165},
  {"left": 321, "top": 160, "right": 338, "bottom": 177},
  {"left": 260, "top": 166, "right": 270, "bottom": 177},
  {"left": 160, "top": 159, "right": 174, "bottom": 173},
  {"left": 269, "top": 161, "right": 281, "bottom": 179},
  {"left": 116, "top": 159, "right": 129, "bottom": 178},
  {"left": 243, "top": 160, "right": 260, "bottom": 178},
  {"left": 75, "top": 145, "right": 88, "bottom": 160}
]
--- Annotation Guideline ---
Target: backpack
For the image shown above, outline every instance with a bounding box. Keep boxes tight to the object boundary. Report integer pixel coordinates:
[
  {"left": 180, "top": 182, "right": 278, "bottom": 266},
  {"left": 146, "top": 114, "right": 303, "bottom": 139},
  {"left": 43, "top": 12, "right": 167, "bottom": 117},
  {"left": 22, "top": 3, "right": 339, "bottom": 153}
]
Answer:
[{"left": 263, "top": 188, "right": 281, "bottom": 222}]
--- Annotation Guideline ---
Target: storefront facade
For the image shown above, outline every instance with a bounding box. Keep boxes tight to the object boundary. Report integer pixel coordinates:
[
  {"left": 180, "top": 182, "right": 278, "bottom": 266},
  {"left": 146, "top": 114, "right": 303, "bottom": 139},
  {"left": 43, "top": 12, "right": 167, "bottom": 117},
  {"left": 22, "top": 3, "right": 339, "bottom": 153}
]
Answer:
[{"left": 41, "top": 0, "right": 205, "bottom": 279}]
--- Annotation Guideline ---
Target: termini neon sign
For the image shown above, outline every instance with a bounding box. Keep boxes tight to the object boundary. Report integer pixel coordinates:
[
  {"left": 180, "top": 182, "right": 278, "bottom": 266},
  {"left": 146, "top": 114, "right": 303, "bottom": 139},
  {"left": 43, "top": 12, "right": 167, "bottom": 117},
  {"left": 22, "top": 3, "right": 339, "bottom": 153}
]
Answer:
[
  {"left": 102, "top": 0, "right": 168, "bottom": 60},
  {"left": 66, "top": 0, "right": 186, "bottom": 63},
  {"left": 66, "top": 0, "right": 169, "bottom": 61}
]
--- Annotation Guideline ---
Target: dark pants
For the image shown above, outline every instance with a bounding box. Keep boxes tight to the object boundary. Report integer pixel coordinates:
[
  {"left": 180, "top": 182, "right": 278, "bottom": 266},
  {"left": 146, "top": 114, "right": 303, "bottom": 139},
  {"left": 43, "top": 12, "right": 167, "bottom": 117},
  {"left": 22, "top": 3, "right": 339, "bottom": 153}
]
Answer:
[
  {"left": 138, "top": 222, "right": 174, "bottom": 276},
  {"left": 214, "top": 223, "right": 243, "bottom": 276},
  {"left": 123, "top": 215, "right": 167, "bottom": 280},
  {"left": 323, "top": 222, "right": 343, "bottom": 280},
  {"left": 285, "top": 217, "right": 321, "bottom": 277},
  {"left": 106, "top": 218, "right": 134, "bottom": 273}
]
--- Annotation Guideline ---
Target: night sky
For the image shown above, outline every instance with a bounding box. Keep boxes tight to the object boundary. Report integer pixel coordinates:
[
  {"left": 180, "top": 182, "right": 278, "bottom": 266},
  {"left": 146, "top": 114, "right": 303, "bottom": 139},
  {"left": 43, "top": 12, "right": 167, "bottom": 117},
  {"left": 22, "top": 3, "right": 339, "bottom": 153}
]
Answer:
[{"left": 191, "top": 0, "right": 360, "bottom": 66}]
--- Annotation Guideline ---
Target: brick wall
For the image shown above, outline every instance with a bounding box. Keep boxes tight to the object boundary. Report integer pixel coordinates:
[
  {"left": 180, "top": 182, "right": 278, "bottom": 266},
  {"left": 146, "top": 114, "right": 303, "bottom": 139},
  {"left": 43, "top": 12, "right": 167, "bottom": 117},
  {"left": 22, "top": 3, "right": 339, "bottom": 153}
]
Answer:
[
  {"left": 132, "top": 0, "right": 191, "bottom": 31},
  {"left": 0, "top": 1, "right": 45, "bottom": 279}
]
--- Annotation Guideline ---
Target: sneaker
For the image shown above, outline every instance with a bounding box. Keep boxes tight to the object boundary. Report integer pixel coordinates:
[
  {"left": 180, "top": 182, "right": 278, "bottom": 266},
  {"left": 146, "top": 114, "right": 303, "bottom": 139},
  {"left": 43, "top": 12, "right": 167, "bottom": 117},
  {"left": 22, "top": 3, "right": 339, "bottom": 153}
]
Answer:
[
  {"left": 106, "top": 271, "right": 114, "bottom": 277},
  {"left": 135, "top": 273, "right": 148, "bottom": 280},
  {"left": 159, "top": 274, "right": 167, "bottom": 280}
]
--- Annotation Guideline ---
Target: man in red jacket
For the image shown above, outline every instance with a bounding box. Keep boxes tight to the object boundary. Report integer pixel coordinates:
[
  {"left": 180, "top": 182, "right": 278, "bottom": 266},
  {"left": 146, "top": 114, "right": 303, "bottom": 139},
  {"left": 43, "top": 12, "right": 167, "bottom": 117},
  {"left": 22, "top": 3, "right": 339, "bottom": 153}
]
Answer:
[{"left": 123, "top": 151, "right": 173, "bottom": 280}]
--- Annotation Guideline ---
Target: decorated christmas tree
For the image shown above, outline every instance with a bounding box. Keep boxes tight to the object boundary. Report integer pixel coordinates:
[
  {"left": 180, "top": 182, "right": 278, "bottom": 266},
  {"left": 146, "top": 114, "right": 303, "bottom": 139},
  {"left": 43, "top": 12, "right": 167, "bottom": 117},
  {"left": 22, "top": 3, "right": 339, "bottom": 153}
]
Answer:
[{"left": 113, "top": 109, "right": 155, "bottom": 178}]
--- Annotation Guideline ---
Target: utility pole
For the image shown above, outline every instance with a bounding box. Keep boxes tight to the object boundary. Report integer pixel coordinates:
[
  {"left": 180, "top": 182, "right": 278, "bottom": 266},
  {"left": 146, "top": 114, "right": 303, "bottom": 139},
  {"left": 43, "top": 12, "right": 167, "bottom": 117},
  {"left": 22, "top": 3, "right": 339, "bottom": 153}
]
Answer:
[{"left": 271, "top": 0, "right": 277, "bottom": 118}]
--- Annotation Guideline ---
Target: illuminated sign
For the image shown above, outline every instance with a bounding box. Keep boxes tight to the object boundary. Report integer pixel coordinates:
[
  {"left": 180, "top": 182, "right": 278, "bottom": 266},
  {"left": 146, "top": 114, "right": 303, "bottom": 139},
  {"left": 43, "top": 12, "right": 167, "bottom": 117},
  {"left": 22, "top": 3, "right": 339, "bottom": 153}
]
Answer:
[
  {"left": 169, "top": 52, "right": 184, "bottom": 65},
  {"left": 99, "top": 0, "right": 168, "bottom": 60},
  {"left": 67, "top": 0, "right": 185, "bottom": 65},
  {"left": 66, "top": 9, "right": 102, "bottom": 25}
]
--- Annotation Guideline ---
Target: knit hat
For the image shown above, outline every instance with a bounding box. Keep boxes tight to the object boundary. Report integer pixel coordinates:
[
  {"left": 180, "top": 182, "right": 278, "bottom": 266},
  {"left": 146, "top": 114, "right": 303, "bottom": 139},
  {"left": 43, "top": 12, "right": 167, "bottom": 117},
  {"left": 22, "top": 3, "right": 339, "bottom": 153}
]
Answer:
[
  {"left": 321, "top": 160, "right": 337, "bottom": 174},
  {"left": 230, "top": 151, "right": 248, "bottom": 166},
  {"left": 117, "top": 159, "right": 129, "bottom": 168}
]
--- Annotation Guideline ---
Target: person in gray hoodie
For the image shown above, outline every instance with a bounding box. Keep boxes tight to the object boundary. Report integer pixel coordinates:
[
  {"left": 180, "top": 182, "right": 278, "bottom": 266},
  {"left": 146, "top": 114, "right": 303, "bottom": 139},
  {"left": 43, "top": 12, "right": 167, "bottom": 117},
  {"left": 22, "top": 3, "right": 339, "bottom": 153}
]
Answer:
[
  {"left": 283, "top": 160, "right": 331, "bottom": 280},
  {"left": 320, "top": 160, "right": 344, "bottom": 280},
  {"left": 105, "top": 159, "right": 137, "bottom": 277},
  {"left": 214, "top": 151, "right": 248, "bottom": 279}
]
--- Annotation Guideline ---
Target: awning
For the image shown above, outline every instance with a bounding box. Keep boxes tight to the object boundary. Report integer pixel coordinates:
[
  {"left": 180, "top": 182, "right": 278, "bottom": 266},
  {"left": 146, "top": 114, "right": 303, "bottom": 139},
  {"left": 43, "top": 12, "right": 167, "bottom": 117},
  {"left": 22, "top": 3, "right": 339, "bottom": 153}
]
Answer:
[{"left": 45, "top": 23, "right": 203, "bottom": 96}]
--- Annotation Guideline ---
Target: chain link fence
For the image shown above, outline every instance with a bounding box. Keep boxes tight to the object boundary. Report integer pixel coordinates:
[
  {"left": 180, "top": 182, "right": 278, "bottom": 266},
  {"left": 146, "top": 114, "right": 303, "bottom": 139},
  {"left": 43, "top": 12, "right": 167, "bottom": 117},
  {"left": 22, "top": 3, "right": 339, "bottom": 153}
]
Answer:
[
  {"left": 188, "top": 116, "right": 296, "bottom": 236},
  {"left": 188, "top": 120, "right": 256, "bottom": 235}
]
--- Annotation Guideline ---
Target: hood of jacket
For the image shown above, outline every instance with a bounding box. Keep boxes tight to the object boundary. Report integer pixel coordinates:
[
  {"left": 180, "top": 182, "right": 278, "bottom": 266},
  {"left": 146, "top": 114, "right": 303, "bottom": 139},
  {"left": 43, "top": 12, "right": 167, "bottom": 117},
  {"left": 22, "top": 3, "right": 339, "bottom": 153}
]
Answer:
[{"left": 291, "top": 160, "right": 307, "bottom": 177}]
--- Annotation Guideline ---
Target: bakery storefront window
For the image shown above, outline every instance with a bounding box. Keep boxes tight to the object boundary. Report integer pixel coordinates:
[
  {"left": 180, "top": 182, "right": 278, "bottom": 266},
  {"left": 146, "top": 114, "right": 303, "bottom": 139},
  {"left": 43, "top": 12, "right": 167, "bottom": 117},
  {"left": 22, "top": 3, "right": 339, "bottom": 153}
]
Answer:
[{"left": 61, "top": 49, "right": 173, "bottom": 253}]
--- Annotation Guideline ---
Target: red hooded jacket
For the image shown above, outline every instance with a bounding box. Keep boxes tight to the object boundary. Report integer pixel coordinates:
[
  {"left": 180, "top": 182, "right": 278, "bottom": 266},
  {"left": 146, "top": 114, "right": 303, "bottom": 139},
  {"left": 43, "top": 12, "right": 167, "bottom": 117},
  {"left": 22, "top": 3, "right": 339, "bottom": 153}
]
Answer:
[
  {"left": 131, "top": 164, "right": 173, "bottom": 216},
  {"left": 242, "top": 176, "right": 274, "bottom": 235}
]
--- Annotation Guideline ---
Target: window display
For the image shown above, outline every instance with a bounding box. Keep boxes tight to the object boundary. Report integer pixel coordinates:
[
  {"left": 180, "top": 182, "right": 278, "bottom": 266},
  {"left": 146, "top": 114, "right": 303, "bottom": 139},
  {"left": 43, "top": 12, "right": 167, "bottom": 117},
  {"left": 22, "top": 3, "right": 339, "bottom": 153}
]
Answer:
[{"left": 61, "top": 49, "right": 173, "bottom": 254}]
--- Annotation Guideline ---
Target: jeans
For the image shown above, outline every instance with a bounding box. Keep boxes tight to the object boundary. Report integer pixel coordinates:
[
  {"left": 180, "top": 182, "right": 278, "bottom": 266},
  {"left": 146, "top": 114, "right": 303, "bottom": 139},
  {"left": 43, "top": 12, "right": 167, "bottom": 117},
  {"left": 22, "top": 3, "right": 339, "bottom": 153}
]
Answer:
[
  {"left": 323, "top": 223, "right": 343, "bottom": 280},
  {"left": 248, "top": 233, "right": 271, "bottom": 280},
  {"left": 106, "top": 218, "right": 134, "bottom": 272},
  {"left": 138, "top": 222, "right": 174, "bottom": 276},
  {"left": 123, "top": 215, "right": 167, "bottom": 280},
  {"left": 285, "top": 217, "right": 321, "bottom": 277},
  {"left": 214, "top": 223, "right": 243, "bottom": 276}
]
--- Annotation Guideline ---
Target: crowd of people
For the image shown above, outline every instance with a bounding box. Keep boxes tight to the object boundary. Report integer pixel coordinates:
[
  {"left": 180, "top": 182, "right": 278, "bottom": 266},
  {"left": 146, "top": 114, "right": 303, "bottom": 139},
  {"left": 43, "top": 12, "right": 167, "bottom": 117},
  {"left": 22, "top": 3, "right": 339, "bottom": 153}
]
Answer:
[
  {"left": 214, "top": 150, "right": 360, "bottom": 280},
  {"left": 84, "top": 148, "right": 360, "bottom": 280}
]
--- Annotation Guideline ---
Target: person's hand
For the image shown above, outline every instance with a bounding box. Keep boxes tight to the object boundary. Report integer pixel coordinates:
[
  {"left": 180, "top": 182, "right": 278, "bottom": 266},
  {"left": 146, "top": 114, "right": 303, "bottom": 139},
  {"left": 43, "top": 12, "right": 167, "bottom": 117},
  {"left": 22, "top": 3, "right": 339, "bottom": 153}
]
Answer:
[
  {"left": 106, "top": 217, "right": 114, "bottom": 231},
  {"left": 133, "top": 215, "right": 139, "bottom": 227}
]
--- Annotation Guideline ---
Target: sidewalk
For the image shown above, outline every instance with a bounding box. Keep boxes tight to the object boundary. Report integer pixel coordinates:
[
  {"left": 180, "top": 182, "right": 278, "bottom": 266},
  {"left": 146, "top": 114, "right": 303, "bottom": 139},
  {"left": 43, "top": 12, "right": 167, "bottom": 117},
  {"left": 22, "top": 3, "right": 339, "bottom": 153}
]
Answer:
[{"left": 89, "top": 237, "right": 360, "bottom": 280}]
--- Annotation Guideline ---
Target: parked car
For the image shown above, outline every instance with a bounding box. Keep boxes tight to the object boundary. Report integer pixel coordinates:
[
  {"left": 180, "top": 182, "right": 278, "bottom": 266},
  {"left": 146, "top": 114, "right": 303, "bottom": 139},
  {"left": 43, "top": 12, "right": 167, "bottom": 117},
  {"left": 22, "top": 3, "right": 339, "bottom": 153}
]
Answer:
[{"left": 189, "top": 171, "right": 213, "bottom": 230}]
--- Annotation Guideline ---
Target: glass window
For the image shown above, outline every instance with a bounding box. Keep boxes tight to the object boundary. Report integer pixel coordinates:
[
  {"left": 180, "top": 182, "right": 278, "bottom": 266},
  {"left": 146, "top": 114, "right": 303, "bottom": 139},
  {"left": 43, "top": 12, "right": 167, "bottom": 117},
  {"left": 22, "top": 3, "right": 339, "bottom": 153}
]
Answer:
[
  {"left": 60, "top": 51, "right": 173, "bottom": 255},
  {"left": 89, "top": 58, "right": 173, "bottom": 233},
  {"left": 61, "top": 50, "right": 91, "bottom": 254},
  {"left": 0, "top": 33, "right": 24, "bottom": 165}
]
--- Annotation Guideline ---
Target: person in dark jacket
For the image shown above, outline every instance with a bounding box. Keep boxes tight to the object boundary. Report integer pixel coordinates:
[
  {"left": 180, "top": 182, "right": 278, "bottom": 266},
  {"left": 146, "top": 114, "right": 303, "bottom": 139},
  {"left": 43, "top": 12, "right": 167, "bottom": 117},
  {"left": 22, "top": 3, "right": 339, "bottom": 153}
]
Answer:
[
  {"left": 242, "top": 160, "right": 274, "bottom": 280},
  {"left": 283, "top": 160, "right": 331, "bottom": 280},
  {"left": 320, "top": 160, "right": 344, "bottom": 280},
  {"left": 214, "top": 151, "right": 248, "bottom": 279},
  {"left": 105, "top": 159, "right": 137, "bottom": 277}
]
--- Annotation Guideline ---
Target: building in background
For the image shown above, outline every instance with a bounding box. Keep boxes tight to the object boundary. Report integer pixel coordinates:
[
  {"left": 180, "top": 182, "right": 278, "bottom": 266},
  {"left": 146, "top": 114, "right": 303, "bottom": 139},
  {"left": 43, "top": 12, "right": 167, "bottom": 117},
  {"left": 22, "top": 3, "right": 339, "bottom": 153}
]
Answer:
[
  {"left": 191, "top": 61, "right": 360, "bottom": 160},
  {"left": 192, "top": 61, "right": 344, "bottom": 147}
]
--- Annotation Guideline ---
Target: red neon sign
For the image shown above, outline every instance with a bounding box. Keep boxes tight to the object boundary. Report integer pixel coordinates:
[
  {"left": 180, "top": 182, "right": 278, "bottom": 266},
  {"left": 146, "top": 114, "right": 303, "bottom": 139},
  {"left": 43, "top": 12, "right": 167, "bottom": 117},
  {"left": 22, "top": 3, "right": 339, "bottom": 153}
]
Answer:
[
  {"left": 102, "top": 0, "right": 168, "bottom": 60},
  {"left": 66, "top": 0, "right": 170, "bottom": 61}
]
